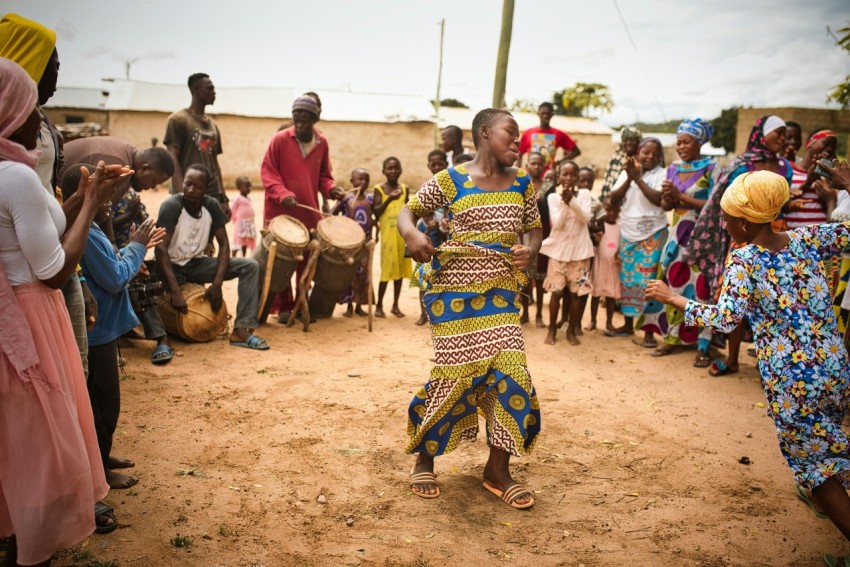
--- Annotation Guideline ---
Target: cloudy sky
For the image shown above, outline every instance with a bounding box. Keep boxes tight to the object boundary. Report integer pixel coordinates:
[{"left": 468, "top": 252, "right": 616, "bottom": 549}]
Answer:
[{"left": 7, "top": 0, "right": 850, "bottom": 126}]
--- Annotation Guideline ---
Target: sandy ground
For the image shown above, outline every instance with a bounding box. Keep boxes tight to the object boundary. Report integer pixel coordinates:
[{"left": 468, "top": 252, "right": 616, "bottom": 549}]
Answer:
[{"left": 51, "top": 188, "right": 850, "bottom": 567}]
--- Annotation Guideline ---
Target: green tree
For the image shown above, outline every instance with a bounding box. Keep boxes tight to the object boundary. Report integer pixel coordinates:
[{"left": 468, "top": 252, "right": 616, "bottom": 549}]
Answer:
[
  {"left": 828, "top": 24, "right": 850, "bottom": 109},
  {"left": 507, "top": 98, "right": 537, "bottom": 113},
  {"left": 438, "top": 98, "right": 468, "bottom": 108},
  {"left": 711, "top": 106, "right": 739, "bottom": 153},
  {"left": 552, "top": 83, "right": 614, "bottom": 117}
]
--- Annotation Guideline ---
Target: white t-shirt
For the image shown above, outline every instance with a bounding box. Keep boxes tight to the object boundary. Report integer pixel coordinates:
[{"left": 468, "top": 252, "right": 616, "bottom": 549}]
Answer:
[
  {"left": 35, "top": 120, "right": 56, "bottom": 193},
  {"left": 615, "top": 166, "right": 667, "bottom": 242},
  {"left": 167, "top": 207, "right": 212, "bottom": 266},
  {"left": 0, "top": 162, "right": 66, "bottom": 285},
  {"left": 540, "top": 188, "right": 595, "bottom": 262}
]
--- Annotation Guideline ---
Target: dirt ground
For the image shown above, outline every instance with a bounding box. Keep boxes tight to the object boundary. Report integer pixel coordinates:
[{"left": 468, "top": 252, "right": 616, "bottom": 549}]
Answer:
[{"left": 53, "top": 188, "right": 850, "bottom": 567}]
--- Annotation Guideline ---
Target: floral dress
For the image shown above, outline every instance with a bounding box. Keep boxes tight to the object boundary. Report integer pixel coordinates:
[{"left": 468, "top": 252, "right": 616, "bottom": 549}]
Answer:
[
  {"left": 684, "top": 222, "right": 850, "bottom": 489},
  {"left": 405, "top": 165, "right": 542, "bottom": 458}
]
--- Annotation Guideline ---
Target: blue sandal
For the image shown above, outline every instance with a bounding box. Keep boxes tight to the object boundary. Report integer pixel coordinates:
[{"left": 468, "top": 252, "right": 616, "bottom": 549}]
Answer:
[
  {"left": 230, "top": 334, "right": 270, "bottom": 350},
  {"left": 151, "top": 344, "right": 174, "bottom": 365},
  {"left": 796, "top": 482, "right": 828, "bottom": 519}
]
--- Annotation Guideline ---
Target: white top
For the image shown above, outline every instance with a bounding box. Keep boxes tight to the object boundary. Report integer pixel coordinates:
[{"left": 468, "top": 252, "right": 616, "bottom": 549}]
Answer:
[
  {"left": 539, "top": 188, "right": 595, "bottom": 262},
  {"left": 168, "top": 207, "right": 212, "bottom": 266},
  {"left": 615, "top": 166, "right": 667, "bottom": 242},
  {"left": 35, "top": 120, "right": 56, "bottom": 193},
  {"left": 0, "top": 162, "right": 66, "bottom": 285}
]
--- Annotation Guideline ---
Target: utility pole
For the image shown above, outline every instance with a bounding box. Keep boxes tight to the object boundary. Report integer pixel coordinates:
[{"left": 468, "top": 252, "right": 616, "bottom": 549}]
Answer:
[
  {"left": 434, "top": 18, "right": 445, "bottom": 148},
  {"left": 492, "top": 0, "right": 514, "bottom": 109}
]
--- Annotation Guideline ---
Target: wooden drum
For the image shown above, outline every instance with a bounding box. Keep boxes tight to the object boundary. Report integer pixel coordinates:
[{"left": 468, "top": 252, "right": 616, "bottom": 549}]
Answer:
[
  {"left": 308, "top": 216, "right": 366, "bottom": 318},
  {"left": 159, "top": 283, "right": 228, "bottom": 342},
  {"left": 254, "top": 214, "right": 309, "bottom": 322}
]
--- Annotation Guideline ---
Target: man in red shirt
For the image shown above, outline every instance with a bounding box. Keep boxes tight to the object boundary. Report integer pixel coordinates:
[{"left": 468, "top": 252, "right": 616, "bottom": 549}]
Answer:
[
  {"left": 261, "top": 95, "right": 343, "bottom": 321},
  {"left": 519, "top": 102, "right": 580, "bottom": 172}
]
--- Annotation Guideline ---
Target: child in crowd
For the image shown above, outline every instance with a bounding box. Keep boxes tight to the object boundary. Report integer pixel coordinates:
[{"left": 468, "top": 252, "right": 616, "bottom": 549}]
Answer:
[
  {"left": 647, "top": 168, "right": 850, "bottom": 551},
  {"left": 334, "top": 168, "right": 374, "bottom": 317},
  {"left": 61, "top": 164, "right": 165, "bottom": 491},
  {"left": 521, "top": 152, "right": 547, "bottom": 327},
  {"left": 588, "top": 198, "right": 621, "bottom": 334},
  {"left": 230, "top": 176, "right": 257, "bottom": 257},
  {"left": 541, "top": 161, "right": 594, "bottom": 346},
  {"left": 400, "top": 109, "right": 542, "bottom": 509},
  {"left": 413, "top": 150, "right": 450, "bottom": 325},
  {"left": 454, "top": 153, "right": 474, "bottom": 165},
  {"left": 111, "top": 187, "right": 149, "bottom": 248},
  {"left": 578, "top": 166, "right": 604, "bottom": 331},
  {"left": 373, "top": 156, "right": 411, "bottom": 318}
]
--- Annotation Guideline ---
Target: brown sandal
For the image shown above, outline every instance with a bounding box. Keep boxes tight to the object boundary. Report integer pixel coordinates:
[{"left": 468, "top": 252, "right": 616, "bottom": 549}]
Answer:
[
  {"left": 482, "top": 480, "right": 534, "bottom": 509},
  {"left": 410, "top": 471, "right": 441, "bottom": 499}
]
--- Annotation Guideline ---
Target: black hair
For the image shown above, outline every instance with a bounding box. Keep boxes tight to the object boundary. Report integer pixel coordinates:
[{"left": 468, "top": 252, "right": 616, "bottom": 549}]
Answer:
[
  {"left": 60, "top": 162, "right": 96, "bottom": 200},
  {"left": 454, "top": 153, "right": 473, "bottom": 164},
  {"left": 235, "top": 176, "right": 251, "bottom": 187},
  {"left": 785, "top": 121, "right": 801, "bottom": 131},
  {"left": 558, "top": 160, "right": 579, "bottom": 173},
  {"left": 442, "top": 125, "right": 462, "bottom": 141},
  {"left": 382, "top": 156, "right": 401, "bottom": 169},
  {"left": 528, "top": 151, "right": 545, "bottom": 161},
  {"left": 139, "top": 146, "right": 175, "bottom": 177},
  {"left": 187, "top": 73, "right": 210, "bottom": 91},
  {"left": 538, "top": 102, "right": 555, "bottom": 112},
  {"left": 578, "top": 166, "right": 595, "bottom": 178},
  {"left": 185, "top": 163, "right": 212, "bottom": 186},
  {"left": 471, "top": 108, "right": 513, "bottom": 148},
  {"left": 427, "top": 149, "right": 448, "bottom": 161}
]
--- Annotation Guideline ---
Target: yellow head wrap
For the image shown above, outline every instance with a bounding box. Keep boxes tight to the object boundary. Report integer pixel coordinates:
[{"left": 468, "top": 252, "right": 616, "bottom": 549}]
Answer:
[
  {"left": 0, "top": 13, "right": 56, "bottom": 84},
  {"left": 720, "top": 170, "right": 789, "bottom": 224}
]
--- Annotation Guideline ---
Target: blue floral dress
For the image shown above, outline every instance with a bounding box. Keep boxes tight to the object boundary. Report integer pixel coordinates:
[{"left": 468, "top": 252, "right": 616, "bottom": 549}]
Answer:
[{"left": 684, "top": 223, "right": 850, "bottom": 489}]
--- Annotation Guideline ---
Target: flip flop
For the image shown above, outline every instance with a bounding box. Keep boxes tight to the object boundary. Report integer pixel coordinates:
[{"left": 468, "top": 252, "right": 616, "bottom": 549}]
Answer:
[
  {"left": 482, "top": 480, "right": 534, "bottom": 510},
  {"left": 94, "top": 501, "right": 117, "bottom": 534},
  {"left": 230, "top": 334, "right": 270, "bottom": 350},
  {"left": 634, "top": 337, "right": 658, "bottom": 349},
  {"left": 410, "top": 471, "right": 440, "bottom": 499},
  {"left": 650, "top": 345, "right": 683, "bottom": 357},
  {"left": 603, "top": 329, "right": 631, "bottom": 338},
  {"left": 796, "top": 482, "right": 828, "bottom": 519},
  {"left": 708, "top": 359, "right": 738, "bottom": 377},
  {"left": 824, "top": 554, "right": 850, "bottom": 567},
  {"left": 151, "top": 343, "right": 174, "bottom": 365},
  {"left": 693, "top": 351, "right": 712, "bottom": 368}
]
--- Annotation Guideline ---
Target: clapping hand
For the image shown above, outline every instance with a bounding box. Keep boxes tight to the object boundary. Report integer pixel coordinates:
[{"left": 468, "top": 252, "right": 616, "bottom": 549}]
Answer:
[
  {"left": 81, "top": 161, "right": 134, "bottom": 205},
  {"left": 130, "top": 218, "right": 166, "bottom": 249}
]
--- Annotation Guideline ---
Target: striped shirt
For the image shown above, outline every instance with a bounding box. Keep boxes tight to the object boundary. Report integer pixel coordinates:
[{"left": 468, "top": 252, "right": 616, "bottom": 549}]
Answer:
[{"left": 785, "top": 163, "right": 827, "bottom": 229}]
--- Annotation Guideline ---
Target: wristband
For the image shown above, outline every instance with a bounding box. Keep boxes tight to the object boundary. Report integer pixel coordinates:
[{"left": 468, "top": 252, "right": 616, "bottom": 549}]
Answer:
[{"left": 78, "top": 275, "right": 86, "bottom": 283}]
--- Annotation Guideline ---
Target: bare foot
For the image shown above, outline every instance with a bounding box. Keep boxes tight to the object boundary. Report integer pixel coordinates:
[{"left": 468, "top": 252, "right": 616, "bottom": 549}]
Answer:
[
  {"left": 355, "top": 305, "right": 368, "bottom": 317},
  {"left": 415, "top": 314, "right": 428, "bottom": 326},
  {"left": 575, "top": 326, "right": 584, "bottom": 337},
  {"left": 391, "top": 306, "right": 405, "bottom": 318},
  {"left": 544, "top": 330, "right": 556, "bottom": 345},
  {"left": 584, "top": 322, "right": 597, "bottom": 332},
  {"left": 375, "top": 306, "right": 386, "bottom": 318},
  {"left": 106, "top": 469, "right": 138, "bottom": 489},
  {"left": 343, "top": 305, "right": 353, "bottom": 318},
  {"left": 520, "top": 312, "right": 529, "bottom": 324},
  {"left": 410, "top": 454, "right": 439, "bottom": 498},
  {"left": 107, "top": 456, "right": 135, "bottom": 470},
  {"left": 567, "top": 331, "right": 580, "bottom": 346},
  {"left": 535, "top": 317, "right": 545, "bottom": 329}
]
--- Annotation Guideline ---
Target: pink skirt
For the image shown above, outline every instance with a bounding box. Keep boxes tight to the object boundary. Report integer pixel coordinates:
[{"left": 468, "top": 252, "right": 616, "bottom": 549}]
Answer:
[{"left": 0, "top": 283, "right": 108, "bottom": 565}]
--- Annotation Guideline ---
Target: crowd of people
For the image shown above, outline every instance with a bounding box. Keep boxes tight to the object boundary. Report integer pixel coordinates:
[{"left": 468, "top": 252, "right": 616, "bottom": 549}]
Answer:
[{"left": 3, "top": 9, "right": 850, "bottom": 566}]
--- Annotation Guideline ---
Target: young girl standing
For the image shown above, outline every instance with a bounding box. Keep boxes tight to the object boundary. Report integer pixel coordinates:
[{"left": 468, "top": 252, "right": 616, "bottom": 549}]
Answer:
[
  {"left": 230, "top": 176, "right": 257, "bottom": 257},
  {"left": 647, "top": 169, "right": 850, "bottom": 552},
  {"left": 400, "top": 109, "right": 542, "bottom": 509},
  {"left": 373, "top": 156, "right": 411, "bottom": 318},
  {"left": 588, "top": 198, "right": 621, "bottom": 334}
]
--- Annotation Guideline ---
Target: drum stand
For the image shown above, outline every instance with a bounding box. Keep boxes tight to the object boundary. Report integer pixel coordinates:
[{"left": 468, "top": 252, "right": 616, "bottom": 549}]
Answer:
[
  {"left": 287, "top": 240, "right": 321, "bottom": 332},
  {"left": 257, "top": 240, "right": 278, "bottom": 322}
]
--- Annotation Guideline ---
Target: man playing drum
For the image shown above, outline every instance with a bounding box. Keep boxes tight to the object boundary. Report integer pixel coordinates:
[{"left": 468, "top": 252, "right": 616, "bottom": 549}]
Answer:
[
  {"left": 139, "top": 164, "right": 270, "bottom": 363},
  {"left": 261, "top": 95, "right": 344, "bottom": 322}
]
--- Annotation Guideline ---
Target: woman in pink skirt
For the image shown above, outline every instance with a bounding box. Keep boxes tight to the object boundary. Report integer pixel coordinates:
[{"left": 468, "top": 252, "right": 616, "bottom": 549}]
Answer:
[{"left": 0, "top": 58, "right": 132, "bottom": 566}]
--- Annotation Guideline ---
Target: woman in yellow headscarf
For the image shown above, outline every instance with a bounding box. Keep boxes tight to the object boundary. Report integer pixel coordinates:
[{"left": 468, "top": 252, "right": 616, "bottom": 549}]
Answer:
[{"left": 648, "top": 170, "right": 850, "bottom": 554}]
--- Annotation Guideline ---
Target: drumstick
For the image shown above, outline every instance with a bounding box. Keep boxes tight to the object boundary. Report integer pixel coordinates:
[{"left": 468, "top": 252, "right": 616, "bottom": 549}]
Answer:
[
  {"left": 294, "top": 202, "right": 331, "bottom": 217},
  {"left": 258, "top": 240, "right": 278, "bottom": 321}
]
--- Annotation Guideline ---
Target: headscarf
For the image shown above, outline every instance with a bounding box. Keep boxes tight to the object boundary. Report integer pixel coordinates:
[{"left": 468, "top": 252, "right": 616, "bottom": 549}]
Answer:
[
  {"left": 676, "top": 118, "right": 714, "bottom": 147},
  {"left": 620, "top": 126, "right": 642, "bottom": 142},
  {"left": 720, "top": 170, "right": 789, "bottom": 224},
  {"left": 638, "top": 136, "right": 665, "bottom": 168},
  {"left": 0, "top": 57, "right": 40, "bottom": 168},
  {"left": 806, "top": 129, "right": 837, "bottom": 149},
  {"left": 0, "top": 13, "right": 56, "bottom": 84},
  {"left": 735, "top": 115, "right": 784, "bottom": 174},
  {"left": 292, "top": 95, "right": 319, "bottom": 118},
  {"left": 763, "top": 116, "right": 786, "bottom": 137}
]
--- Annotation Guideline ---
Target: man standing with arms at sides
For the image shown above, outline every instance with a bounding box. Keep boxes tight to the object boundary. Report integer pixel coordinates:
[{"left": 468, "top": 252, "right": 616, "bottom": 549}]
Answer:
[
  {"left": 261, "top": 96, "right": 344, "bottom": 322},
  {"left": 164, "top": 73, "right": 230, "bottom": 219},
  {"left": 519, "top": 102, "right": 581, "bottom": 172}
]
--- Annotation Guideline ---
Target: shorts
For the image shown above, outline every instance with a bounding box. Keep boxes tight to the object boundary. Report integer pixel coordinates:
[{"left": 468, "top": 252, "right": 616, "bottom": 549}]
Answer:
[{"left": 544, "top": 258, "right": 592, "bottom": 295}]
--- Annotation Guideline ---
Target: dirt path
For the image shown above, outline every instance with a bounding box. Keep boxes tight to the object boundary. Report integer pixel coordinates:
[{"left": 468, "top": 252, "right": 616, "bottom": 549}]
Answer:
[{"left": 54, "top": 189, "right": 849, "bottom": 567}]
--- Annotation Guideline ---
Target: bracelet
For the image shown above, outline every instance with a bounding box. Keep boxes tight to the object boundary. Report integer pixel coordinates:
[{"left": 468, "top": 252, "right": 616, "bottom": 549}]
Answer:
[{"left": 78, "top": 275, "right": 86, "bottom": 283}]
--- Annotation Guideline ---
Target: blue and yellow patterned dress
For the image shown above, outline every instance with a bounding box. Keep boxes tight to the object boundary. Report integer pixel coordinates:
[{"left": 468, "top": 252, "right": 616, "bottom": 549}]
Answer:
[
  {"left": 684, "top": 222, "right": 850, "bottom": 489},
  {"left": 405, "top": 165, "right": 542, "bottom": 458}
]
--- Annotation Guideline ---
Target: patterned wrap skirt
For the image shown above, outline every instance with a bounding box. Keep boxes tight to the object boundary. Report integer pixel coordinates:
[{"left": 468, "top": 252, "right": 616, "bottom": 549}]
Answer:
[{"left": 619, "top": 227, "right": 668, "bottom": 318}]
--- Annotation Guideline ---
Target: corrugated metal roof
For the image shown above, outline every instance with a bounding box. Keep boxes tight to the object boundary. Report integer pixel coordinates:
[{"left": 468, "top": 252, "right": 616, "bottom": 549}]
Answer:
[
  {"left": 436, "top": 106, "right": 615, "bottom": 136},
  {"left": 46, "top": 86, "right": 108, "bottom": 110}
]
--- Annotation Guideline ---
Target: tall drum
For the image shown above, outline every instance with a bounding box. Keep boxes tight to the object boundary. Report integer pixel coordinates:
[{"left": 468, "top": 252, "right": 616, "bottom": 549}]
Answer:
[
  {"left": 308, "top": 216, "right": 366, "bottom": 318},
  {"left": 254, "top": 214, "right": 309, "bottom": 322},
  {"left": 158, "top": 283, "right": 228, "bottom": 342}
]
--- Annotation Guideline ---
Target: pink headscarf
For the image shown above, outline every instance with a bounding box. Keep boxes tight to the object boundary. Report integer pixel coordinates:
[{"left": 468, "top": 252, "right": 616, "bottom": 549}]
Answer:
[{"left": 0, "top": 56, "right": 40, "bottom": 168}]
